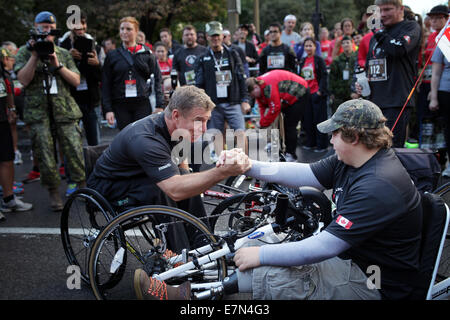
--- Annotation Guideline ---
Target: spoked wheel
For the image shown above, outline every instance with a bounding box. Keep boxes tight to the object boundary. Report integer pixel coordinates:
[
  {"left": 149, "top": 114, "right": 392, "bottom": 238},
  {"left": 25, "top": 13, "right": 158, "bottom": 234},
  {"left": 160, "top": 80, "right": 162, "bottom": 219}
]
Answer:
[
  {"left": 88, "top": 205, "right": 227, "bottom": 300},
  {"left": 60, "top": 188, "right": 116, "bottom": 284},
  {"left": 210, "top": 192, "right": 269, "bottom": 237}
]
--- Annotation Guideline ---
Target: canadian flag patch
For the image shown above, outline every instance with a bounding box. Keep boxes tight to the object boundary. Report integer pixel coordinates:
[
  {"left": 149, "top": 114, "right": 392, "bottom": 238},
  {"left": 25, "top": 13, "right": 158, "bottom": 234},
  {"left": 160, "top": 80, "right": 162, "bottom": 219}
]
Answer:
[{"left": 336, "top": 215, "right": 353, "bottom": 229}]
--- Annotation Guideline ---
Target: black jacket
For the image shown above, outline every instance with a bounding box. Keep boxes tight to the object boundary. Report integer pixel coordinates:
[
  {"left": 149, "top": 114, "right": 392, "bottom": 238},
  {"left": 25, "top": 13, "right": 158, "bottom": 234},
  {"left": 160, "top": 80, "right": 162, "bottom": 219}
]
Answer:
[
  {"left": 233, "top": 40, "right": 259, "bottom": 67},
  {"left": 194, "top": 46, "right": 249, "bottom": 105},
  {"left": 59, "top": 33, "right": 101, "bottom": 109},
  {"left": 298, "top": 55, "right": 329, "bottom": 96},
  {"left": 366, "top": 20, "right": 421, "bottom": 108},
  {"left": 102, "top": 45, "right": 163, "bottom": 113}
]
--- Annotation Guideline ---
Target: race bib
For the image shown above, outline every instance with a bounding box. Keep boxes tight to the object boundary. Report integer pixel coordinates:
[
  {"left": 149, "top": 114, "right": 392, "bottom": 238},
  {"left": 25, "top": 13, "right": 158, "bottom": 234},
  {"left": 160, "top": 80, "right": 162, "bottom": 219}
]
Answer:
[
  {"left": 267, "top": 54, "right": 285, "bottom": 69},
  {"left": 125, "top": 79, "right": 137, "bottom": 98},
  {"left": 0, "top": 80, "right": 6, "bottom": 98},
  {"left": 301, "top": 65, "right": 315, "bottom": 81},
  {"left": 423, "top": 65, "right": 432, "bottom": 81},
  {"left": 184, "top": 70, "right": 195, "bottom": 85},
  {"left": 367, "top": 58, "right": 387, "bottom": 82}
]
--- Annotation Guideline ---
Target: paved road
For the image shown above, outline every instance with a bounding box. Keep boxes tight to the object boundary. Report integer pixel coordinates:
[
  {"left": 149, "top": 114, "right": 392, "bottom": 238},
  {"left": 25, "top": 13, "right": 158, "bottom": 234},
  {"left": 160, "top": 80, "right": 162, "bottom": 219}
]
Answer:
[{"left": 1, "top": 123, "right": 448, "bottom": 300}]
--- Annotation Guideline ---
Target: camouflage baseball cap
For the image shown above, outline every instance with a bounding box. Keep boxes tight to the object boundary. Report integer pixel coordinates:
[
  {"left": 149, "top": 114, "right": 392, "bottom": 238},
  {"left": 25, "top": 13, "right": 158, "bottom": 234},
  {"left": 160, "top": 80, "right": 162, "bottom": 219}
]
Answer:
[
  {"left": 205, "top": 21, "right": 223, "bottom": 36},
  {"left": 317, "top": 99, "right": 385, "bottom": 133},
  {"left": 0, "top": 47, "right": 14, "bottom": 58}
]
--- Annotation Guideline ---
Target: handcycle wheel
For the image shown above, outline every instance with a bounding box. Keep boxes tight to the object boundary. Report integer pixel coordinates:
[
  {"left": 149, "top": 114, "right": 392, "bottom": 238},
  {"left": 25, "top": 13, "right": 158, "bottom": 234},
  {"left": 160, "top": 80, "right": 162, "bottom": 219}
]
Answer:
[
  {"left": 210, "top": 192, "right": 268, "bottom": 237},
  {"left": 60, "top": 187, "right": 116, "bottom": 284},
  {"left": 88, "top": 205, "right": 227, "bottom": 300}
]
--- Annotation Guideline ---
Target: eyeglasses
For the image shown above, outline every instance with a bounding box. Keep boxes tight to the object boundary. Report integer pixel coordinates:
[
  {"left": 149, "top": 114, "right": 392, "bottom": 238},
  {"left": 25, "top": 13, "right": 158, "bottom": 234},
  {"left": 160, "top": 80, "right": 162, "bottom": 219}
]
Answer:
[{"left": 269, "top": 30, "right": 279, "bottom": 34}]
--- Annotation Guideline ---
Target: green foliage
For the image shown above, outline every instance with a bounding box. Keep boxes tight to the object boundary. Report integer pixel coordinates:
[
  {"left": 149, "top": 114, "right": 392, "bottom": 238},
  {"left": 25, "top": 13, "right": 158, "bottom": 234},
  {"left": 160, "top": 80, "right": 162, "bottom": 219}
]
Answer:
[
  {"left": 0, "top": 0, "right": 227, "bottom": 47},
  {"left": 0, "top": 0, "right": 394, "bottom": 48},
  {"left": 240, "top": 0, "right": 375, "bottom": 35}
]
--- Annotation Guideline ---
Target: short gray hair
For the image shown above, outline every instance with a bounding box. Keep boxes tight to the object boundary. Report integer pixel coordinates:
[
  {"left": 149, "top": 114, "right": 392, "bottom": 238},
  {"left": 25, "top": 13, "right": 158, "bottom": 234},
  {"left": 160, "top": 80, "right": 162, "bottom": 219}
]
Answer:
[
  {"left": 284, "top": 14, "right": 297, "bottom": 22},
  {"left": 164, "top": 86, "right": 215, "bottom": 118}
]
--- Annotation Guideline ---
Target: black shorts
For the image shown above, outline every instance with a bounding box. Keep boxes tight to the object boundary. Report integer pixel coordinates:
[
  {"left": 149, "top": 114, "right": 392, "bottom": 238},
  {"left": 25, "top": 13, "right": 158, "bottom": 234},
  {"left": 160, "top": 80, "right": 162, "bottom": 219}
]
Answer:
[{"left": 0, "top": 121, "right": 14, "bottom": 162}]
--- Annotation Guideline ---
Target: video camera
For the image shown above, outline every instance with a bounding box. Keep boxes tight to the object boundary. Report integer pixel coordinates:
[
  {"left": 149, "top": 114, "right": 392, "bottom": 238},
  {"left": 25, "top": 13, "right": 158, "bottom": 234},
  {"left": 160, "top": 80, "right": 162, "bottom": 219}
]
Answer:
[{"left": 27, "top": 27, "right": 61, "bottom": 60}]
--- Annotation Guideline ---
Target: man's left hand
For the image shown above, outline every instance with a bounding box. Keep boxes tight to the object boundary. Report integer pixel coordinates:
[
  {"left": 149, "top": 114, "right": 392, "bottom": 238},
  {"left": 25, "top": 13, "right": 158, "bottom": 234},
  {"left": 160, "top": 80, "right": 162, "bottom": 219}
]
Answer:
[{"left": 233, "top": 247, "right": 261, "bottom": 271}]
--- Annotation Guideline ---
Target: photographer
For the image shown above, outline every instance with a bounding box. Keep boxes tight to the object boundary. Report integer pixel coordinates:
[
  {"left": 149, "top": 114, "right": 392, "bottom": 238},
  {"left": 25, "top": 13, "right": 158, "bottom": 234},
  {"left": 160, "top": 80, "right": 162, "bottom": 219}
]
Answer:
[
  {"left": 15, "top": 11, "right": 86, "bottom": 211},
  {"left": 59, "top": 11, "right": 101, "bottom": 147}
]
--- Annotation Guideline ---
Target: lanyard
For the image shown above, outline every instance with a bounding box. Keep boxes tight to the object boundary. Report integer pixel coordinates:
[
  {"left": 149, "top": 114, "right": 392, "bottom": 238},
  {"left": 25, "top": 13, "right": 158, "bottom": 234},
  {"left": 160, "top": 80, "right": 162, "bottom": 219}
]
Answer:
[{"left": 210, "top": 48, "right": 224, "bottom": 72}]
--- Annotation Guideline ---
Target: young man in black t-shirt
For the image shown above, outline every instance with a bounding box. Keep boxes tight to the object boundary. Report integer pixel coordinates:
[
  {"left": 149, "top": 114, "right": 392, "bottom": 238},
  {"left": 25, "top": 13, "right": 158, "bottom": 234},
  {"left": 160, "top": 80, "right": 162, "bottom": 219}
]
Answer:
[
  {"left": 172, "top": 25, "right": 208, "bottom": 86},
  {"left": 232, "top": 99, "right": 422, "bottom": 300},
  {"left": 258, "top": 22, "right": 297, "bottom": 75}
]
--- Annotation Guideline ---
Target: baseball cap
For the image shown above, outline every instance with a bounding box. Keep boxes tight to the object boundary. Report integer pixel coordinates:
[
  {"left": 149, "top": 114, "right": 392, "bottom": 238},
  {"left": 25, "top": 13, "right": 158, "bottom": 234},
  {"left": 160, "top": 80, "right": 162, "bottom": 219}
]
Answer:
[
  {"left": 35, "top": 11, "right": 57, "bottom": 24},
  {"left": 427, "top": 5, "right": 449, "bottom": 17},
  {"left": 427, "top": 4, "right": 448, "bottom": 17},
  {"left": 205, "top": 21, "right": 223, "bottom": 36},
  {"left": 317, "top": 99, "right": 385, "bottom": 133}
]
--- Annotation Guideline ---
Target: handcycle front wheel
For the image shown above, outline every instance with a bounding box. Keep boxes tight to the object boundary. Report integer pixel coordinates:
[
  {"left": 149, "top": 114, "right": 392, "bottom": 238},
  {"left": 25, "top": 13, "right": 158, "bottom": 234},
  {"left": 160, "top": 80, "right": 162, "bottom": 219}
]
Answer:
[
  {"left": 88, "top": 205, "right": 227, "bottom": 300},
  {"left": 210, "top": 192, "right": 267, "bottom": 237},
  {"left": 60, "top": 187, "right": 117, "bottom": 285}
]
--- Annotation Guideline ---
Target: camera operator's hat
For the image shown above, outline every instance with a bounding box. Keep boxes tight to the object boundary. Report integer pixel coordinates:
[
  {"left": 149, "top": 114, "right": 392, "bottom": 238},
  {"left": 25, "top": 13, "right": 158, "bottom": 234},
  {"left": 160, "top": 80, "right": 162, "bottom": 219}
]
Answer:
[
  {"left": 35, "top": 11, "right": 57, "bottom": 24},
  {"left": 0, "top": 48, "right": 14, "bottom": 58},
  {"left": 427, "top": 5, "right": 449, "bottom": 17},
  {"left": 317, "top": 99, "right": 385, "bottom": 133},
  {"left": 205, "top": 21, "right": 223, "bottom": 36}
]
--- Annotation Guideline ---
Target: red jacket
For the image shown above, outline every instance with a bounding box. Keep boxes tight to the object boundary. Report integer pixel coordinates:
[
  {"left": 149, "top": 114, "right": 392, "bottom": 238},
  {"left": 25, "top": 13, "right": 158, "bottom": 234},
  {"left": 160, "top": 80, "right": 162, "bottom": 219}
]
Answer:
[{"left": 256, "top": 70, "right": 308, "bottom": 127}]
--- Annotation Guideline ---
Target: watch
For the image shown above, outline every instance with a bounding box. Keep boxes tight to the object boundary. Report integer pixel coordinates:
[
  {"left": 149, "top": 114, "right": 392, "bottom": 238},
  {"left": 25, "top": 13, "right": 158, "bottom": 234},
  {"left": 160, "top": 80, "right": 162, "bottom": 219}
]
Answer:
[{"left": 55, "top": 63, "right": 64, "bottom": 72}]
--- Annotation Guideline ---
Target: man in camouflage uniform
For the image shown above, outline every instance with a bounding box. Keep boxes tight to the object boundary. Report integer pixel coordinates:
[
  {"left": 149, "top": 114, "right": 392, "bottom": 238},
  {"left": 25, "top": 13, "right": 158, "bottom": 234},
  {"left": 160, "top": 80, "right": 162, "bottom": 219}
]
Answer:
[
  {"left": 15, "top": 11, "right": 85, "bottom": 211},
  {"left": 329, "top": 35, "right": 358, "bottom": 113}
]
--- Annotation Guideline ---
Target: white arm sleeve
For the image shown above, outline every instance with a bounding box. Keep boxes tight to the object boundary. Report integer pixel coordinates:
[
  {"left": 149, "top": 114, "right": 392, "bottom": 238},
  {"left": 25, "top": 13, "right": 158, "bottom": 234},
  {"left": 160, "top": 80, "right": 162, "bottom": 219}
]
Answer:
[
  {"left": 259, "top": 231, "right": 351, "bottom": 267},
  {"left": 245, "top": 160, "right": 325, "bottom": 190}
]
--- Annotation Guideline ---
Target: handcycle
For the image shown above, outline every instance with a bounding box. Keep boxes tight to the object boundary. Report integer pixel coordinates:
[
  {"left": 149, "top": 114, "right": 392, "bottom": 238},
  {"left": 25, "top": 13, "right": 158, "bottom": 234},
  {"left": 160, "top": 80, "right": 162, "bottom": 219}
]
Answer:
[
  {"left": 86, "top": 187, "right": 332, "bottom": 300},
  {"left": 87, "top": 185, "right": 450, "bottom": 300}
]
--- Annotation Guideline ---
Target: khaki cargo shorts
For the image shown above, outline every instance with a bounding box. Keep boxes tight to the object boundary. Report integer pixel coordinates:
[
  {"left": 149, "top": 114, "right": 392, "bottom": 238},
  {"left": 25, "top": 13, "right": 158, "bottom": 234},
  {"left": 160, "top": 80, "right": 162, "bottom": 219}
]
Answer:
[{"left": 251, "top": 256, "right": 381, "bottom": 300}]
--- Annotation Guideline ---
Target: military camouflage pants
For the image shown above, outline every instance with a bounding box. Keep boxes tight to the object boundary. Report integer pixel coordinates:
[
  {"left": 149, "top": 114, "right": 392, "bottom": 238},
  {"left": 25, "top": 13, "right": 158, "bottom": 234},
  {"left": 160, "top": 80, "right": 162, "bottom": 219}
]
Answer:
[{"left": 29, "top": 119, "right": 85, "bottom": 189}]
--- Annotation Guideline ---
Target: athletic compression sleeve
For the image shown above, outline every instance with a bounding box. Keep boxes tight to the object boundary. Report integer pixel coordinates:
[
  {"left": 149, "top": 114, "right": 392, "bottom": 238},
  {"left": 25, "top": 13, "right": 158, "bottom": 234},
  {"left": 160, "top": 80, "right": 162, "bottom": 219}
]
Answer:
[
  {"left": 245, "top": 160, "right": 324, "bottom": 190},
  {"left": 259, "top": 231, "right": 351, "bottom": 267}
]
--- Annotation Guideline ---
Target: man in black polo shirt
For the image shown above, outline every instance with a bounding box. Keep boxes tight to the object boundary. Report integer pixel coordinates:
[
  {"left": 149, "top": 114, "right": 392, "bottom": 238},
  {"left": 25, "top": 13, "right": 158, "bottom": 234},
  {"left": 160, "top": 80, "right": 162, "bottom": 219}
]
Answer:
[
  {"left": 88, "top": 85, "right": 250, "bottom": 225},
  {"left": 233, "top": 99, "right": 423, "bottom": 300}
]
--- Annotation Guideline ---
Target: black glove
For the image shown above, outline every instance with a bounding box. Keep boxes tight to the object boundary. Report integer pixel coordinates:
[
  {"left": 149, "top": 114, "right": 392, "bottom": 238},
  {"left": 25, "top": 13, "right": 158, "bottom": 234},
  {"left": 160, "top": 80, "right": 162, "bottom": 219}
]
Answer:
[{"left": 373, "top": 29, "right": 386, "bottom": 42}]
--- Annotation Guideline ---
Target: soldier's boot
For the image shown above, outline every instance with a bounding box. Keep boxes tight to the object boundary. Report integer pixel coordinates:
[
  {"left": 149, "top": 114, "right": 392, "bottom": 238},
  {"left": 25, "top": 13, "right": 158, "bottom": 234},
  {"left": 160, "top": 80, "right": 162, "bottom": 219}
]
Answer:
[{"left": 48, "top": 188, "right": 64, "bottom": 212}]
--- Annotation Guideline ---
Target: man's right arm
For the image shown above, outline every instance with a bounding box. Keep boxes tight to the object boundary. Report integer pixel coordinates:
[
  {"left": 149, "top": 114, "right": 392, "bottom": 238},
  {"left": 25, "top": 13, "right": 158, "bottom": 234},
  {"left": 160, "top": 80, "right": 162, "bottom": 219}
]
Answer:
[
  {"left": 157, "top": 151, "right": 251, "bottom": 202},
  {"left": 17, "top": 50, "right": 38, "bottom": 87},
  {"left": 245, "top": 160, "right": 324, "bottom": 190}
]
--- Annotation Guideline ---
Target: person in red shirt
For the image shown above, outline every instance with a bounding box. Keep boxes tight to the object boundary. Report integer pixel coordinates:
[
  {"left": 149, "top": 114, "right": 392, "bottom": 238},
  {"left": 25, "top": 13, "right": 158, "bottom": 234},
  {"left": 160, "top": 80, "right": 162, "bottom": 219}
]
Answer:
[
  {"left": 319, "top": 27, "right": 332, "bottom": 66},
  {"left": 154, "top": 41, "right": 173, "bottom": 77},
  {"left": 299, "top": 37, "right": 329, "bottom": 152},
  {"left": 330, "top": 18, "right": 357, "bottom": 61},
  {"left": 357, "top": 31, "right": 373, "bottom": 68},
  {"left": 246, "top": 70, "right": 310, "bottom": 161}
]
